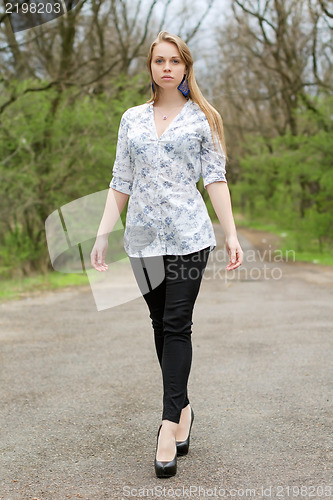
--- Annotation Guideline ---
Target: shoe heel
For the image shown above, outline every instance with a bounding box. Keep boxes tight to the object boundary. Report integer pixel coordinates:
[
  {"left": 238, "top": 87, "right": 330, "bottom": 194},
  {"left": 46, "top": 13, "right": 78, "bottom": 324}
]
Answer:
[
  {"left": 176, "top": 406, "right": 194, "bottom": 456},
  {"left": 154, "top": 424, "right": 177, "bottom": 478}
]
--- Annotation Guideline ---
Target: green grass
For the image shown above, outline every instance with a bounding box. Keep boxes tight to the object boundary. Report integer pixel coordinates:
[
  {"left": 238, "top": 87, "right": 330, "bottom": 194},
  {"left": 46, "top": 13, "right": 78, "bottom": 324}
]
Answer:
[
  {"left": 0, "top": 241, "right": 130, "bottom": 303},
  {"left": 0, "top": 257, "right": 133, "bottom": 303},
  {"left": 1, "top": 215, "right": 333, "bottom": 304},
  {"left": 233, "top": 213, "right": 333, "bottom": 266},
  {"left": 283, "top": 251, "right": 333, "bottom": 266},
  {"left": 0, "top": 272, "right": 90, "bottom": 302}
]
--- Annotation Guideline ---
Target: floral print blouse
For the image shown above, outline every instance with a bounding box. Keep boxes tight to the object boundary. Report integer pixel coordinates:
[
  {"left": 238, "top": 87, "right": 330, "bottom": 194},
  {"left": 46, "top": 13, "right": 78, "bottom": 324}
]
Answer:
[{"left": 109, "top": 98, "right": 227, "bottom": 258}]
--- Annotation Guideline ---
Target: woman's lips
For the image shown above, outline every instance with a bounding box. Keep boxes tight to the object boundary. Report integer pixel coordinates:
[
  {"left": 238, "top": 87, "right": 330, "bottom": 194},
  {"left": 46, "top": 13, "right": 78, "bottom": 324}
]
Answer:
[{"left": 162, "top": 76, "right": 173, "bottom": 79}]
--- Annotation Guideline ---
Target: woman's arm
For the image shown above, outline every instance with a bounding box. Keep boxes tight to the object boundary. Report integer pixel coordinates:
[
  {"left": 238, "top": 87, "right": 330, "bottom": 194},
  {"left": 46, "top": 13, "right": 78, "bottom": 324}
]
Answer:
[
  {"left": 206, "top": 181, "right": 243, "bottom": 270},
  {"left": 96, "top": 188, "right": 129, "bottom": 238},
  {"left": 90, "top": 188, "right": 129, "bottom": 271}
]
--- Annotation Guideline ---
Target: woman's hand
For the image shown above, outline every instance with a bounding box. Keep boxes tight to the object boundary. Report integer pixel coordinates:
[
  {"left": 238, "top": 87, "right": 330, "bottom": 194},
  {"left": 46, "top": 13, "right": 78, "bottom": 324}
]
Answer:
[
  {"left": 90, "top": 235, "right": 109, "bottom": 271},
  {"left": 206, "top": 182, "right": 244, "bottom": 271},
  {"left": 225, "top": 235, "right": 243, "bottom": 271}
]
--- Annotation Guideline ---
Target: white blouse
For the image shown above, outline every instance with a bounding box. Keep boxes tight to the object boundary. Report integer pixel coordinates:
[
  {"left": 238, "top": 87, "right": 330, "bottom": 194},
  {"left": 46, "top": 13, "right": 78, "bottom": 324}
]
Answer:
[{"left": 109, "top": 98, "right": 227, "bottom": 257}]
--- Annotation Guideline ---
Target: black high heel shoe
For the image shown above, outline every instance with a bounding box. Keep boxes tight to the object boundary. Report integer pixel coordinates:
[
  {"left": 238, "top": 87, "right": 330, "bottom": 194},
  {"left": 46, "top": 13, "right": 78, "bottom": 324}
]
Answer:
[
  {"left": 154, "top": 424, "right": 177, "bottom": 478},
  {"left": 176, "top": 406, "right": 194, "bottom": 456}
]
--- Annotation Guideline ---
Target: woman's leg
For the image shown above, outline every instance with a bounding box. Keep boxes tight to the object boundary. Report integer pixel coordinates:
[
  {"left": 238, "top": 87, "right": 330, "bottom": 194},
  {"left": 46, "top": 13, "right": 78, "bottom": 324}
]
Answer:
[
  {"left": 156, "top": 246, "right": 210, "bottom": 461},
  {"left": 161, "top": 247, "right": 210, "bottom": 424},
  {"left": 129, "top": 247, "right": 209, "bottom": 461},
  {"left": 129, "top": 255, "right": 191, "bottom": 408}
]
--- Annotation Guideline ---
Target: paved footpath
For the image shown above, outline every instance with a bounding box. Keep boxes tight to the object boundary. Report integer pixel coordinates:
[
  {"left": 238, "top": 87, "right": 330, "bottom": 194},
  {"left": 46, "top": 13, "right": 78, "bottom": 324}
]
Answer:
[{"left": 1, "top": 227, "right": 333, "bottom": 500}]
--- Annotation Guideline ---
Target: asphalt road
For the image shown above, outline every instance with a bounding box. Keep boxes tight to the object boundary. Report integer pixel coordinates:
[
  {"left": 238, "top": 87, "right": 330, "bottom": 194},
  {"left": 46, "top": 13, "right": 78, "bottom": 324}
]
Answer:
[{"left": 1, "top": 227, "right": 333, "bottom": 500}]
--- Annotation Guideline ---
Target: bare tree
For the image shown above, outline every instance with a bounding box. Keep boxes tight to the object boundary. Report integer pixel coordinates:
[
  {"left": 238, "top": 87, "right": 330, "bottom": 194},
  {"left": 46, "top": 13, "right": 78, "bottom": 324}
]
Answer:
[
  {"left": 0, "top": 0, "right": 215, "bottom": 111},
  {"left": 208, "top": 0, "right": 332, "bottom": 158}
]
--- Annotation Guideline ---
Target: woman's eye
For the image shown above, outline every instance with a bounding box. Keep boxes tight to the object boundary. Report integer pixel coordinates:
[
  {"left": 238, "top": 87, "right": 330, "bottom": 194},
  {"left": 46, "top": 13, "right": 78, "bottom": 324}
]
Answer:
[{"left": 155, "top": 59, "right": 179, "bottom": 63}]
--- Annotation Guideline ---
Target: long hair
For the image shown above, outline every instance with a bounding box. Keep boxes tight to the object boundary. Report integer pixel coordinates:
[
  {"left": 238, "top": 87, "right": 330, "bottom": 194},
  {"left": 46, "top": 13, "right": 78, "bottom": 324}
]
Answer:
[{"left": 146, "top": 31, "right": 228, "bottom": 160}]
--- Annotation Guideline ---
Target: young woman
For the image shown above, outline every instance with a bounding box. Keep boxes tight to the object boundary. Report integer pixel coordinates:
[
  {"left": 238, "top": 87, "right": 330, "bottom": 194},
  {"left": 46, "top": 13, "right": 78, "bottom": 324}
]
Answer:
[{"left": 90, "top": 31, "right": 243, "bottom": 478}]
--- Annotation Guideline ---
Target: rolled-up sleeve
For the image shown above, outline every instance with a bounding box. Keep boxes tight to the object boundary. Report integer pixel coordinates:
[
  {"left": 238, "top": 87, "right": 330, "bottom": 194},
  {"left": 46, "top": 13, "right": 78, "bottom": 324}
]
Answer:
[
  {"left": 109, "top": 111, "right": 133, "bottom": 195},
  {"left": 200, "top": 119, "right": 227, "bottom": 188}
]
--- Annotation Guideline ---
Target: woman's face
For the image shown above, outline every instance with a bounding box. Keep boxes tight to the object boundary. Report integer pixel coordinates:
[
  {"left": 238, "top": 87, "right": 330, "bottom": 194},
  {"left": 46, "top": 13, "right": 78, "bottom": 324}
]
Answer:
[{"left": 151, "top": 41, "right": 187, "bottom": 92}]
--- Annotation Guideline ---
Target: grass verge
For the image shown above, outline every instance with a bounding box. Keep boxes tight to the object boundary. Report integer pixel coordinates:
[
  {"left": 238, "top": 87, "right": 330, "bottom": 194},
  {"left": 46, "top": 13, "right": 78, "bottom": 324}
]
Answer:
[
  {"left": 234, "top": 214, "right": 333, "bottom": 266},
  {"left": 0, "top": 272, "right": 90, "bottom": 303},
  {"left": 1, "top": 218, "right": 332, "bottom": 304}
]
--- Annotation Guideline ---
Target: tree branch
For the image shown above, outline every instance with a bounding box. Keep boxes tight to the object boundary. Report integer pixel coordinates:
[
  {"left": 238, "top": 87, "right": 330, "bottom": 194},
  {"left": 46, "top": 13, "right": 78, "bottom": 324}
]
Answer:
[{"left": 185, "top": 0, "right": 215, "bottom": 43}]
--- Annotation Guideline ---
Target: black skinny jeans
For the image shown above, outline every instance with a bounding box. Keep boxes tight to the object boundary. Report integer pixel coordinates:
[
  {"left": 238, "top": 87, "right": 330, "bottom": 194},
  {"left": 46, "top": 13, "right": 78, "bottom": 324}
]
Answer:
[{"left": 129, "top": 246, "right": 210, "bottom": 424}]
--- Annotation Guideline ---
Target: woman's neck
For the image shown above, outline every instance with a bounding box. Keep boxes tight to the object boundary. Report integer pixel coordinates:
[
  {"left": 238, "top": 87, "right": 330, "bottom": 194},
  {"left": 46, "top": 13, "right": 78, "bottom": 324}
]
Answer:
[{"left": 154, "top": 89, "right": 188, "bottom": 108}]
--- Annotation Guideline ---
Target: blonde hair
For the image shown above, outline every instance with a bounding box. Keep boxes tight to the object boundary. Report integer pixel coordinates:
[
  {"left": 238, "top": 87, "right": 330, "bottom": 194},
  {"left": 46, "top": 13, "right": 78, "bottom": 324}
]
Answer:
[{"left": 146, "top": 31, "right": 227, "bottom": 160}]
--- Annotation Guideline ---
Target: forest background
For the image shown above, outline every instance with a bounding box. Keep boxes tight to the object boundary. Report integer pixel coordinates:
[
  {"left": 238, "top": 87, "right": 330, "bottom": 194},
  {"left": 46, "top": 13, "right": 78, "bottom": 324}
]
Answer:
[{"left": 0, "top": 0, "right": 332, "bottom": 297}]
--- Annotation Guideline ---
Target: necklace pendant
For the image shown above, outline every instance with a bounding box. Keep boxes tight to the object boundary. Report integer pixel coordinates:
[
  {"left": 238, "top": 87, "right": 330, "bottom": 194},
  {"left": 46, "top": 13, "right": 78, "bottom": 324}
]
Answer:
[{"left": 163, "top": 115, "right": 167, "bottom": 120}]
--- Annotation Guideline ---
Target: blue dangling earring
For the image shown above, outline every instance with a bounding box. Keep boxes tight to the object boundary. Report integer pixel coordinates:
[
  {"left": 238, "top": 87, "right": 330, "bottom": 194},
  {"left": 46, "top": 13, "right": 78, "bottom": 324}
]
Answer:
[
  {"left": 177, "top": 75, "right": 190, "bottom": 97},
  {"left": 151, "top": 82, "right": 154, "bottom": 92}
]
